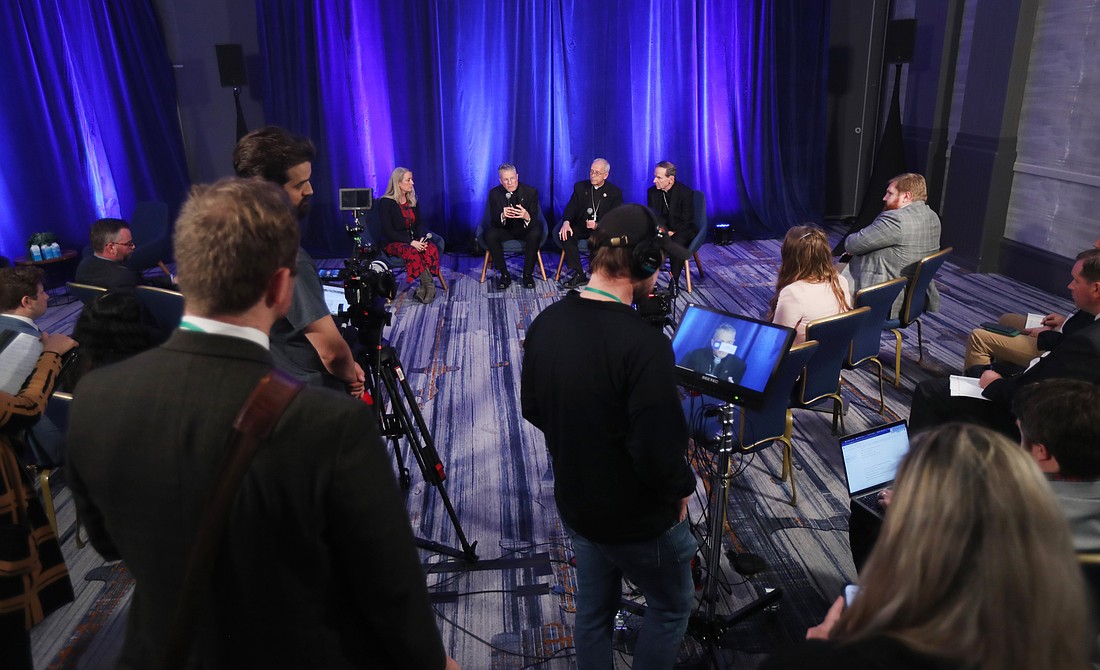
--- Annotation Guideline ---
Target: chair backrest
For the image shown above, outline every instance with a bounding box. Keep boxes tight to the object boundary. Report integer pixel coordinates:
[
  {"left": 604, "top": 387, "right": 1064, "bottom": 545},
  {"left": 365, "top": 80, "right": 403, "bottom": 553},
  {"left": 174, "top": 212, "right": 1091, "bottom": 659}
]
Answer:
[
  {"left": 799, "top": 307, "right": 871, "bottom": 403},
  {"left": 128, "top": 201, "right": 172, "bottom": 270},
  {"left": 849, "top": 278, "right": 907, "bottom": 366},
  {"left": 134, "top": 285, "right": 184, "bottom": 332},
  {"left": 740, "top": 340, "right": 819, "bottom": 446},
  {"left": 43, "top": 392, "right": 73, "bottom": 437},
  {"left": 898, "top": 247, "right": 952, "bottom": 327},
  {"left": 67, "top": 282, "right": 108, "bottom": 304},
  {"left": 688, "top": 190, "right": 708, "bottom": 254}
]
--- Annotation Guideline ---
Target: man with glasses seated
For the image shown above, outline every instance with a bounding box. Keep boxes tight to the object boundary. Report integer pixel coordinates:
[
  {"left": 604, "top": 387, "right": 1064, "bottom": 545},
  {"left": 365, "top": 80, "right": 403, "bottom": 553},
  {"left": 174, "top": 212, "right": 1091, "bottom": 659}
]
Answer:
[
  {"left": 74, "top": 218, "right": 174, "bottom": 291},
  {"left": 557, "top": 158, "right": 623, "bottom": 289}
]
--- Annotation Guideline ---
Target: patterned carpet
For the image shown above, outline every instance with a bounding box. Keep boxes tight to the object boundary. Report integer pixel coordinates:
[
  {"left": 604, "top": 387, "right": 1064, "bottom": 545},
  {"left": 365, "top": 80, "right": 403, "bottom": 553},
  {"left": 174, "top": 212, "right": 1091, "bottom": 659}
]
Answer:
[{"left": 29, "top": 234, "right": 1075, "bottom": 668}]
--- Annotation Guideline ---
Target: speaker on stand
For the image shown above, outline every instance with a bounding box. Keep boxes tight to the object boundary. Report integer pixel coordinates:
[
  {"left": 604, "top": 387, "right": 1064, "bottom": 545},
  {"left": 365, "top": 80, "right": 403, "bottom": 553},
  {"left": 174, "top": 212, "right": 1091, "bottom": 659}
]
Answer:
[{"left": 215, "top": 44, "right": 249, "bottom": 141}]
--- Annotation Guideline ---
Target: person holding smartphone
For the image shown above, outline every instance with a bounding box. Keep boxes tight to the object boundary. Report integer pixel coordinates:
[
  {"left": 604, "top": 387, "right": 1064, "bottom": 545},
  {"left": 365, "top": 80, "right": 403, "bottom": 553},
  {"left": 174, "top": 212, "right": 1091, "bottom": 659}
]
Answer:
[
  {"left": 485, "top": 163, "right": 542, "bottom": 289},
  {"left": 761, "top": 424, "right": 1091, "bottom": 670},
  {"left": 379, "top": 167, "right": 442, "bottom": 304}
]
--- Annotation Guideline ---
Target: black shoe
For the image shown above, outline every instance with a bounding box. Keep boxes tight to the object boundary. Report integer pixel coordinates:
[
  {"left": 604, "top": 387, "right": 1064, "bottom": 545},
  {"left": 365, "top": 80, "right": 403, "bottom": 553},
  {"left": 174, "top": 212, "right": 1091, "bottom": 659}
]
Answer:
[
  {"left": 559, "top": 271, "right": 587, "bottom": 290},
  {"left": 523, "top": 275, "right": 535, "bottom": 289},
  {"left": 497, "top": 271, "right": 513, "bottom": 290}
]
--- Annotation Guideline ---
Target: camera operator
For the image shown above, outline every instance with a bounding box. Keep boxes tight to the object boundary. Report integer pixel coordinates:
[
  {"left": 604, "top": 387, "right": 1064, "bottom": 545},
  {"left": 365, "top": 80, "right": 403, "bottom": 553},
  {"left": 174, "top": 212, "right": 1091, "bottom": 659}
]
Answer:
[{"left": 233, "top": 127, "right": 365, "bottom": 396}]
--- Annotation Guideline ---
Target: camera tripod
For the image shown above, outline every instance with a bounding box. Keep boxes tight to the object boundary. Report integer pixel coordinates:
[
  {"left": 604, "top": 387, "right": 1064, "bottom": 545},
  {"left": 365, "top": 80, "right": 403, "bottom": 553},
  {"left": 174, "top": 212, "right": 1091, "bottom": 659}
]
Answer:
[
  {"left": 687, "top": 402, "right": 781, "bottom": 661},
  {"left": 362, "top": 342, "right": 478, "bottom": 562}
]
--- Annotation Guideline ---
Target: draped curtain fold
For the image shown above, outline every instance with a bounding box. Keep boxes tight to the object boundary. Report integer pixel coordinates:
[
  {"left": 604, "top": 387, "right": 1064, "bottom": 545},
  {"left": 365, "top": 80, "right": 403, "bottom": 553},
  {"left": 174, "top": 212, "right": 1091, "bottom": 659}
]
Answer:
[
  {"left": 0, "top": 0, "right": 189, "bottom": 259},
  {"left": 261, "top": 0, "right": 829, "bottom": 256}
]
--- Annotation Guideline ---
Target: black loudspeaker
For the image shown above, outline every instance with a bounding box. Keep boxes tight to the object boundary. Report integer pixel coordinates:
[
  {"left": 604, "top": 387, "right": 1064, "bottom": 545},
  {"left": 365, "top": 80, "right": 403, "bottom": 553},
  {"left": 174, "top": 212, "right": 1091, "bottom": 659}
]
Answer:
[
  {"left": 885, "top": 19, "right": 916, "bottom": 63},
  {"left": 215, "top": 44, "right": 247, "bottom": 87}
]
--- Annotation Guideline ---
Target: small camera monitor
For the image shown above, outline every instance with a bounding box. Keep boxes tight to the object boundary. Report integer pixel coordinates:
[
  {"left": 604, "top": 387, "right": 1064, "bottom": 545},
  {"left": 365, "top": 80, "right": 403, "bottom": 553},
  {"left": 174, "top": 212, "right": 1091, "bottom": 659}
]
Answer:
[
  {"left": 671, "top": 304, "right": 795, "bottom": 409},
  {"left": 339, "top": 188, "right": 374, "bottom": 211}
]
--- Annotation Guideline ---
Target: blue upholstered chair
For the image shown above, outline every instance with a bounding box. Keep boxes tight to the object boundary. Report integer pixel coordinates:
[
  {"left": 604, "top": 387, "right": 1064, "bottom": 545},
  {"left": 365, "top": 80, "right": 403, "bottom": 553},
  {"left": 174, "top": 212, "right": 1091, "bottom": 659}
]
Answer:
[
  {"left": 845, "top": 278, "right": 907, "bottom": 413},
  {"left": 794, "top": 307, "right": 871, "bottom": 435},
  {"left": 66, "top": 282, "right": 108, "bottom": 304},
  {"left": 135, "top": 285, "right": 185, "bottom": 333},
  {"left": 883, "top": 247, "right": 953, "bottom": 387},
  {"left": 127, "top": 201, "right": 172, "bottom": 271},
  {"left": 361, "top": 206, "right": 448, "bottom": 292},
  {"left": 736, "top": 340, "right": 819, "bottom": 506},
  {"left": 477, "top": 206, "right": 548, "bottom": 283},
  {"left": 667, "top": 190, "right": 709, "bottom": 293}
]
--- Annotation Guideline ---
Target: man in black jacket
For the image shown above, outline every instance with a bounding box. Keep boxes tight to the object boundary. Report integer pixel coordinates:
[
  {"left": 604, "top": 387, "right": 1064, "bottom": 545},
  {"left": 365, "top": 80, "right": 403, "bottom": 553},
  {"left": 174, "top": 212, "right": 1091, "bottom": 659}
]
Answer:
[
  {"left": 909, "top": 247, "right": 1100, "bottom": 437},
  {"left": 68, "top": 178, "right": 457, "bottom": 670},
  {"left": 485, "top": 163, "right": 541, "bottom": 289},
  {"left": 522, "top": 204, "right": 698, "bottom": 670},
  {"left": 557, "top": 158, "right": 623, "bottom": 289},
  {"left": 646, "top": 161, "right": 696, "bottom": 291}
]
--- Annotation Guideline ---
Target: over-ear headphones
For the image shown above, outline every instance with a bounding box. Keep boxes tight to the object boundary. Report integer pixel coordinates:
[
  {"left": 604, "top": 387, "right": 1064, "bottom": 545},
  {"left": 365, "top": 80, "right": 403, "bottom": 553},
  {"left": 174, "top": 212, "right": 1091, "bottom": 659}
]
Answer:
[{"left": 591, "top": 206, "right": 665, "bottom": 280}]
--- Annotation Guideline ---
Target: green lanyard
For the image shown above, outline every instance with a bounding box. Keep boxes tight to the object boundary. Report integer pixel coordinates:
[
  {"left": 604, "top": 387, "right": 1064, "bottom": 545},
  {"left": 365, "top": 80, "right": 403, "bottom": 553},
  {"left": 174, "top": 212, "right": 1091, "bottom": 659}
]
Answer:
[{"left": 582, "top": 286, "right": 624, "bottom": 304}]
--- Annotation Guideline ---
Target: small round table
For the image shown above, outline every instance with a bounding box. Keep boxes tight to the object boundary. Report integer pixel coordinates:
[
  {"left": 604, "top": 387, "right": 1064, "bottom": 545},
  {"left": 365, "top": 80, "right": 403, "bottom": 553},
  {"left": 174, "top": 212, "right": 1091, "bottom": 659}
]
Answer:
[{"left": 14, "top": 249, "right": 80, "bottom": 305}]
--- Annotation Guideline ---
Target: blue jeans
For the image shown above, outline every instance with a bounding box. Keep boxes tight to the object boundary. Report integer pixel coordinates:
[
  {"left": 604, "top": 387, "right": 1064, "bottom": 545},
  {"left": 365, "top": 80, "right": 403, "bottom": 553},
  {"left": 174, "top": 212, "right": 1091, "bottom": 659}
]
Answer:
[{"left": 565, "top": 520, "right": 698, "bottom": 670}]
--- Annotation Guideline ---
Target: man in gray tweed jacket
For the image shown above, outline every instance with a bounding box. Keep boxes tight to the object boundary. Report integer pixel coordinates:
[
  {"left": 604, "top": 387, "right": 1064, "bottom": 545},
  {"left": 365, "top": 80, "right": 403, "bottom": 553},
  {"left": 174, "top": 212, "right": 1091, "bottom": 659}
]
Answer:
[{"left": 842, "top": 173, "right": 942, "bottom": 319}]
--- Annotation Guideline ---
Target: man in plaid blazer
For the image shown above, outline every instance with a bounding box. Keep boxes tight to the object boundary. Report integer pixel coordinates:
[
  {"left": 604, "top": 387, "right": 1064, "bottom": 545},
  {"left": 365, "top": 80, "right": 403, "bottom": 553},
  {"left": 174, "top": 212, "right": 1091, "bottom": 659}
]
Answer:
[{"left": 841, "top": 173, "right": 942, "bottom": 319}]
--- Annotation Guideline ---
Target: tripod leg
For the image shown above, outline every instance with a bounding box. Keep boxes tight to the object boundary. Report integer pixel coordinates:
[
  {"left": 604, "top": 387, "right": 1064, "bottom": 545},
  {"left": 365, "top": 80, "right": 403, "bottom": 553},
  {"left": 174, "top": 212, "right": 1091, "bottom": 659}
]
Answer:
[{"left": 379, "top": 347, "right": 479, "bottom": 562}]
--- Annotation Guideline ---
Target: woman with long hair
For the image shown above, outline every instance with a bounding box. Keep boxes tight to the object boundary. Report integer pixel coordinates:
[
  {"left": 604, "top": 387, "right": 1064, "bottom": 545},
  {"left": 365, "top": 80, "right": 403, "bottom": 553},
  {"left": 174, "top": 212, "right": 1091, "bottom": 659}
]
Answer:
[
  {"left": 58, "top": 291, "right": 157, "bottom": 392},
  {"left": 767, "top": 225, "right": 851, "bottom": 344},
  {"left": 378, "top": 167, "right": 441, "bottom": 303},
  {"left": 763, "top": 423, "right": 1092, "bottom": 669}
]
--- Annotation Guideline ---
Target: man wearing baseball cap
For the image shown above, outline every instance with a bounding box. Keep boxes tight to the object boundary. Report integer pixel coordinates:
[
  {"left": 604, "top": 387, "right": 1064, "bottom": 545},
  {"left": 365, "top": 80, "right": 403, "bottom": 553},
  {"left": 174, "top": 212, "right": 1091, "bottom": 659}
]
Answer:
[{"left": 521, "top": 204, "right": 698, "bottom": 669}]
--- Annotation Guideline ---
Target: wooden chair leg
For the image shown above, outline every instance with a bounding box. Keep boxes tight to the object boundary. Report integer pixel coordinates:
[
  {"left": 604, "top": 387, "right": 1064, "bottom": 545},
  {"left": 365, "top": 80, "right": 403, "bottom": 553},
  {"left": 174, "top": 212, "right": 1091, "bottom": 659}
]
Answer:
[
  {"left": 555, "top": 253, "right": 565, "bottom": 281},
  {"left": 685, "top": 258, "right": 694, "bottom": 293},
  {"left": 537, "top": 252, "right": 547, "bottom": 281},
  {"left": 871, "top": 358, "right": 885, "bottom": 414},
  {"left": 436, "top": 269, "right": 448, "bottom": 292},
  {"left": 694, "top": 252, "right": 705, "bottom": 280},
  {"left": 480, "top": 251, "right": 490, "bottom": 283}
]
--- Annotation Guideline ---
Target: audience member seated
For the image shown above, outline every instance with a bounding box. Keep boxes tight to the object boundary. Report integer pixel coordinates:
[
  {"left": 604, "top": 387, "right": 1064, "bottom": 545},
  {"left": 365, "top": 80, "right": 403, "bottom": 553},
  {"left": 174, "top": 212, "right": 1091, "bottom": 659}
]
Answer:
[
  {"left": 0, "top": 267, "right": 71, "bottom": 465},
  {"left": 962, "top": 311, "right": 1095, "bottom": 373},
  {"left": 909, "top": 247, "right": 1100, "bottom": 438},
  {"left": 678, "top": 323, "right": 746, "bottom": 384},
  {"left": 1013, "top": 379, "right": 1100, "bottom": 552},
  {"left": 58, "top": 292, "right": 158, "bottom": 393},
  {"left": 840, "top": 173, "right": 941, "bottom": 319},
  {"left": 764, "top": 423, "right": 1091, "bottom": 670},
  {"left": 74, "top": 218, "right": 173, "bottom": 292},
  {"left": 766, "top": 225, "right": 851, "bottom": 345},
  {"left": 378, "top": 167, "right": 441, "bottom": 304},
  {"left": 0, "top": 339, "right": 76, "bottom": 670}
]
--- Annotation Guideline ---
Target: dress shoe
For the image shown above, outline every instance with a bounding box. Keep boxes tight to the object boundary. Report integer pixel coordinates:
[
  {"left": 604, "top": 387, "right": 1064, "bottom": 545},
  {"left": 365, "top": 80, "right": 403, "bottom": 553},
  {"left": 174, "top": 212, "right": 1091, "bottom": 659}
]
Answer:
[
  {"left": 559, "top": 271, "right": 587, "bottom": 290},
  {"left": 523, "top": 274, "right": 535, "bottom": 289},
  {"left": 497, "top": 271, "right": 513, "bottom": 290}
]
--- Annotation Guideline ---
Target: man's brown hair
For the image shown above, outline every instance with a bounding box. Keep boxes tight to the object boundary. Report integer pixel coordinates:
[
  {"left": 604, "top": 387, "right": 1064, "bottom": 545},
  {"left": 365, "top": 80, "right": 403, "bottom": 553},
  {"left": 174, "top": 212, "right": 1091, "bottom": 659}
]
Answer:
[
  {"left": 1076, "top": 247, "right": 1100, "bottom": 283},
  {"left": 173, "top": 178, "right": 299, "bottom": 316},
  {"left": 890, "top": 173, "right": 927, "bottom": 201},
  {"left": 0, "top": 267, "right": 44, "bottom": 312},
  {"left": 89, "top": 218, "right": 130, "bottom": 253}
]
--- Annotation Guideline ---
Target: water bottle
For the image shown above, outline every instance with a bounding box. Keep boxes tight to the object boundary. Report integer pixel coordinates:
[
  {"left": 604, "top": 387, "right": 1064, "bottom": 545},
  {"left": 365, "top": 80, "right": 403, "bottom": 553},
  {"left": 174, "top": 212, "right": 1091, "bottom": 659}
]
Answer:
[
  {"left": 49, "top": 242, "right": 61, "bottom": 259},
  {"left": 30, "top": 244, "right": 42, "bottom": 261}
]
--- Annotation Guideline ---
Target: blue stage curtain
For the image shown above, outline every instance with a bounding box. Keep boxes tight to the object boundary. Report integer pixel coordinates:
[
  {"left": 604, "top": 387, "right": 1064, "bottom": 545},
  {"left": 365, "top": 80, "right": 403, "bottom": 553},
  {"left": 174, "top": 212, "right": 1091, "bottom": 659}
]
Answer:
[
  {"left": 0, "top": 0, "right": 188, "bottom": 259},
  {"left": 259, "top": 0, "right": 828, "bottom": 255}
]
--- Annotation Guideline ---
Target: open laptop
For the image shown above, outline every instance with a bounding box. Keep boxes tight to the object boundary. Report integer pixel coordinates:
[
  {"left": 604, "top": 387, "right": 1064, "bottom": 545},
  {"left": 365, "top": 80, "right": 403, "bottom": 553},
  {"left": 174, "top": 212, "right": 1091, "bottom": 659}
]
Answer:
[{"left": 839, "top": 420, "right": 910, "bottom": 519}]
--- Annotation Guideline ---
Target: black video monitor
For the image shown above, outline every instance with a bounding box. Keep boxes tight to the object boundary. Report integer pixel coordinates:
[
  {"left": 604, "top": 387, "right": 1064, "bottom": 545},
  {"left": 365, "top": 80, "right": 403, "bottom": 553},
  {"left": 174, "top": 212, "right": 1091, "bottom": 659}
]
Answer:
[
  {"left": 671, "top": 304, "right": 795, "bottom": 408},
  {"left": 339, "top": 188, "right": 374, "bottom": 211}
]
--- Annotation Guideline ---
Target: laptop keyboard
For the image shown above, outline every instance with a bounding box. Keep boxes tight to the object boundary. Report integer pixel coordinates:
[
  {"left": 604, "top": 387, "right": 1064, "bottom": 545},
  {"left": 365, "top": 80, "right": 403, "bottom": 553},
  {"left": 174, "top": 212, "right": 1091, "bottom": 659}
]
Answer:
[{"left": 854, "top": 491, "right": 885, "bottom": 515}]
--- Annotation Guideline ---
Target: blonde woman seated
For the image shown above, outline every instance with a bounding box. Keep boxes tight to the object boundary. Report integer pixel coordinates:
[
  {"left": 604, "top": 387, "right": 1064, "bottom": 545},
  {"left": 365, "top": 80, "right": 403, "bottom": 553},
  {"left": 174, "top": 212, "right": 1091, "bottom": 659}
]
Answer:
[
  {"left": 766, "top": 225, "right": 851, "bottom": 344},
  {"left": 378, "top": 167, "right": 441, "bottom": 303},
  {"left": 762, "top": 423, "right": 1092, "bottom": 670}
]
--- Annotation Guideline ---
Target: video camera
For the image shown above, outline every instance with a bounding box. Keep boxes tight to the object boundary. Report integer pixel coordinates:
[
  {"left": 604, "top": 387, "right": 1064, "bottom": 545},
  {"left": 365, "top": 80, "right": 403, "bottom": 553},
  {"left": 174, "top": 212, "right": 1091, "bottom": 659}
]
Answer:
[{"left": 338, "top": 221, "right": 397, "bottom": 342}]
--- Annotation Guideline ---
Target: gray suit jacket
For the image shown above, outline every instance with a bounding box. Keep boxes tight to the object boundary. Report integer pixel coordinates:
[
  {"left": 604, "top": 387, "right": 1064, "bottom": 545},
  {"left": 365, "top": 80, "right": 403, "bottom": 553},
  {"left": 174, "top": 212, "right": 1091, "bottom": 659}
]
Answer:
[
  {"left": 0, "top": 314, "right": 40, "bottom": 338},
  {"left": 67, "top": 331, "right": 445, "bottom": 669},
  {"left": 844, "top": 200, "right": 942, "bottom": 318}
]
